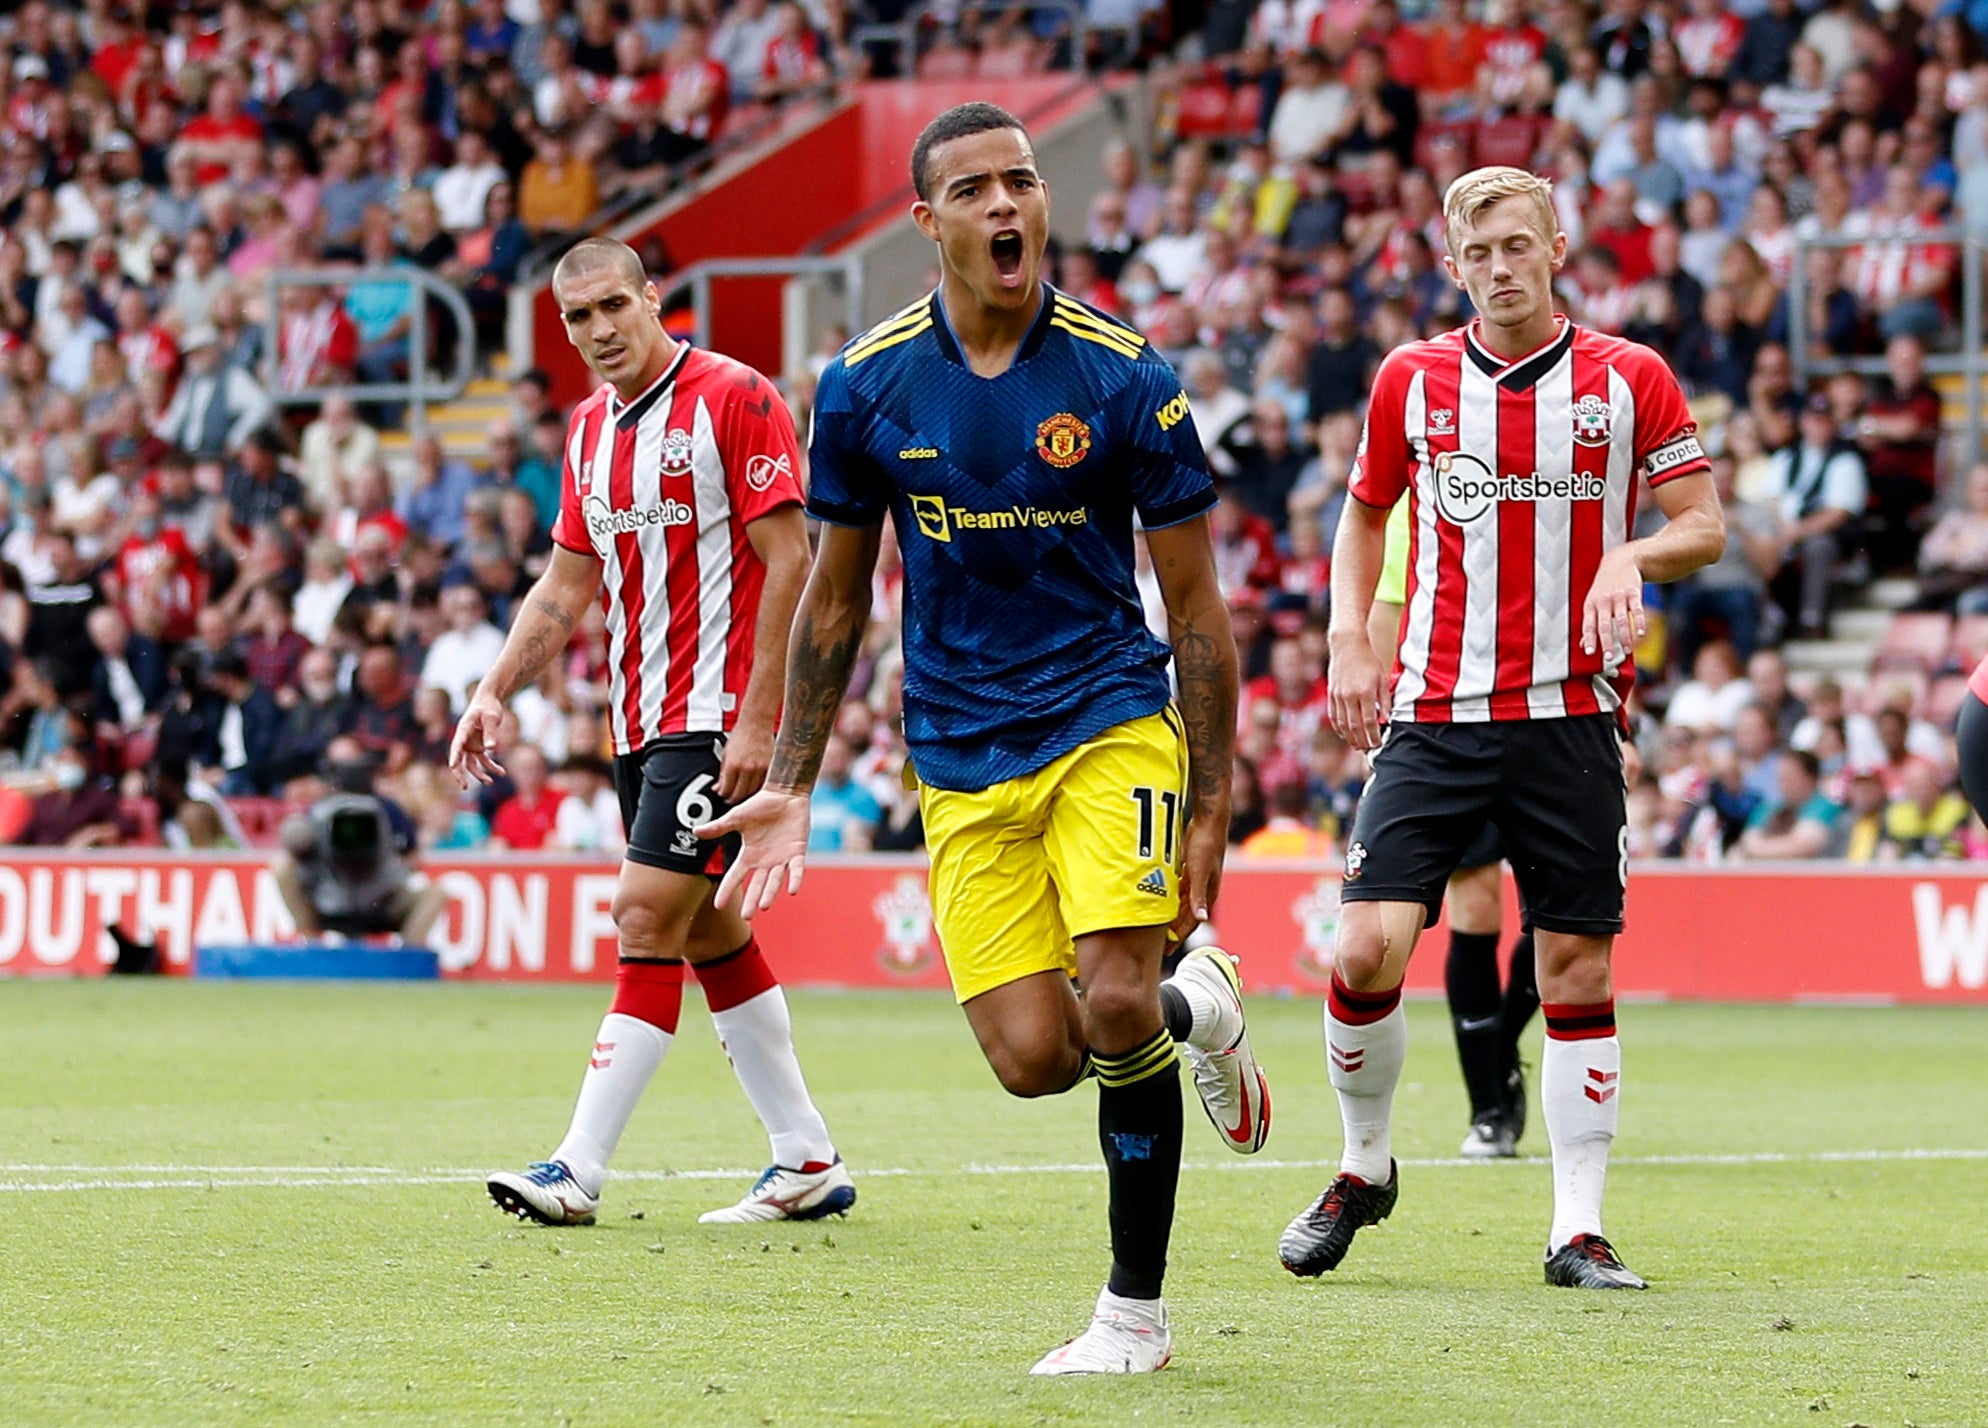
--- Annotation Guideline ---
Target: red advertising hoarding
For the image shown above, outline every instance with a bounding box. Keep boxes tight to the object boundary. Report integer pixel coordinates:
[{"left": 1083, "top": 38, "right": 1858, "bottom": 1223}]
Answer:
[{"left": 1, "top": 853, "right": 1986, "bottom": 1003}]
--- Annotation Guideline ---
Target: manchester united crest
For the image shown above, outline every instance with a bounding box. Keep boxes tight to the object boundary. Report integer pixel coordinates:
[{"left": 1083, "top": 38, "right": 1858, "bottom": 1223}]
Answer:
[
  {"left": 1035, "top": 412, "right": 1092, "bottom": 468},
  {"left": 1571, "top": 393, "right": 1613, "bottom": 448}
]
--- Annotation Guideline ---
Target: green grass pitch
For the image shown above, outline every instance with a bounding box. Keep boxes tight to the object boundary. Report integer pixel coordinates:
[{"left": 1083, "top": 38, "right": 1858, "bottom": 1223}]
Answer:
[{"left": 3, "top": 981, "right": 1987, "bottom": 1425}]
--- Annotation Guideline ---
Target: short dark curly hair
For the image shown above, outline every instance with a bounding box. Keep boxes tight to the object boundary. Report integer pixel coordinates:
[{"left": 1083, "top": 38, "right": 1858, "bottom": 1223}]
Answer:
[{"left": 910, "top": 102, "right": 1030, "bottom": 203}]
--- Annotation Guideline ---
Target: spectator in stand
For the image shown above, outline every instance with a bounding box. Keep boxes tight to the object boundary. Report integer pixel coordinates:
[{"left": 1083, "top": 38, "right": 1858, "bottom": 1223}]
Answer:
[
  {"left": 1134, "top": 188, "right": 1208, "bottom": 295},
  {"left": 87, "top": 604, "right": 167, "bottom": 739},
  {"left": 276, "top": 283, "right": 361, "bottom": 395},
  {"left": 400, "top": 433, "right": 481, "bottom": 549},
  {"left": 1878, "top": 757, "right": 1969, "bottom": 860},
  {"left": 421, "top": 582, "right": 505, "bottom": 714},
  {"left": 1765, "top": 394, "right": 1868, "bottom": 639},
  {"left": 1221, "top": 398, "right": 1310, "bottom": 531},
  {"left": 656, "top": 20, "right": 731, "bottom": 165},
  {"left": 1857, "top": 334, "right": 1941, "bottom": 573},
  {"left": 1915, "top": 464, "right": 1988, "bottom": 614},
  {"left": 1240, "top": 777, "right": 1333, "bottom": 858},
  {"left": 1304, "top": 286, "right": 1379, "bottom": 426},
  {"left": 268, "top": 646, "right": 353, "bottom": 792},
  {"left": 1267, "top": 49, "right": 1348, "bottom": 170},
  {"left": 298, "top": 396, "right": 381, "bottom": 516},
  {"left": 434, "top": 131, "right": 507, "bottom": 237},
  {"left": 154, "top": 325, "right": 274, "bottom": 461},
  {"left": 349, "top": 643, "right": 418, "bottom": 773},
  {"left": 549, "top": 753, "right": 625, "bottom": 856},
  {"left": 239, "top": 584, "right": 311, "bottom": 698},
  {"left": 1183, "top": 349, "right": 1249, "bottom": 478},
  {"left": 204, "top": 648, "right": 283, "bottom": 797},
  {"left": 1665, "top": 640, "right": 1756, "bottom": 733},
  {"left": 518, "top": 126, "right": 600, "bottom": 239},
  {"left": 1666, "top": 455, "right": 1782, "bottom": 669},
  {"left": 490, "top": 743, "right": 563, "bottom": 850},
  {"left": 217, "top": 432, "right": 308, "bottom": 559},
  {"left": 808, "top": 732, "right": 880, "bottom": 853},
  {"left": 1732, "top": 749, "right": 1841, "bottom": 859}
]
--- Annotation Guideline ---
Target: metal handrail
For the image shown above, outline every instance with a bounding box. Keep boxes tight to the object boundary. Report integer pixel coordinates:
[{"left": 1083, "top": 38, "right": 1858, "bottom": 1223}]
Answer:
[
  {"left": 260, "top": 265, "right": 476, "bottom": 438},
  {"left": 655, "top": 256, "right": 866, "bottom": 358},
  {"left": 1787, "top": 228, "right": 1984, "bottom": 464}
]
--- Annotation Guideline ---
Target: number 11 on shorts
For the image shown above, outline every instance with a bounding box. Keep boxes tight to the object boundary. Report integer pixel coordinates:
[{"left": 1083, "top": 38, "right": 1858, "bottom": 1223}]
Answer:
[{"left": 1129, "top": 786, "right": 1179, "bottom": 862}]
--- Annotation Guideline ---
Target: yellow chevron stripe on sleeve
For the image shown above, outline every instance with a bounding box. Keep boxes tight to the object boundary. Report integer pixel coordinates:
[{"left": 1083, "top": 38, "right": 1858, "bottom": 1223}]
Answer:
[
  {"left": 844, "top": 319, "right": 933, "bottom": 367},
  {"left": 1052, "top": 298, "right": 1147, "bottom": 349},
  {"left": 1050, "top": 317, "right": 1143, "bottom": 360}
]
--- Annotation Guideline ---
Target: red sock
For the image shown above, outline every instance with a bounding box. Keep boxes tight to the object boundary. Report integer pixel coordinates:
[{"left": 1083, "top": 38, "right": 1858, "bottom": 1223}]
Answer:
[
  {"left": 1328, "top": 972, "right": 1403, "bottom": 1026},
  {"left": 693, "top": 938, "right": 779, "bottom": 1012},
  {"left": 1541, "top": 998, "right": 1617, "bottom": 1042},
  {"left": 610, "top": 957, "right": 685, "bottom": 1033}
]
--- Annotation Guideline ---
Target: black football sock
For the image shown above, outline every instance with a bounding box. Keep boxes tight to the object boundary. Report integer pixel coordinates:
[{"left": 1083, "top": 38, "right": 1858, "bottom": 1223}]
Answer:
[
  {"left": 1158, "top": 983, "right": 1193, "bottom": 1042},
  {"left": 1445, "top": 929, "right": 1506, "bottom": 1119},
  {"left": 1093, "top": 1029, "right": 1183, "bottom": 1301},
  {"left": 1499, "top": 931, "right": 1541, "bottom": 1078}
]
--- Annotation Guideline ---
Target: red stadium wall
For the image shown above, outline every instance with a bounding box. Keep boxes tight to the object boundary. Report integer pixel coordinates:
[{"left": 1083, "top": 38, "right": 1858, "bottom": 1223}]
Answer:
[
  {"left": 535, "top": 77, "right": 1095, "bottom": 403},
  {"left": 6, "top": 853, "right": 1988, "bottom": 1004}
]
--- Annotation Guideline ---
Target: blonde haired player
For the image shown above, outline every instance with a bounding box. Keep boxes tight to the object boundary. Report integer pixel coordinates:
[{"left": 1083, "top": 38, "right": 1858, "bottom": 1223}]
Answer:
[{"left": 1279, "top": 167, "right": 1724, "bottom": 1288}]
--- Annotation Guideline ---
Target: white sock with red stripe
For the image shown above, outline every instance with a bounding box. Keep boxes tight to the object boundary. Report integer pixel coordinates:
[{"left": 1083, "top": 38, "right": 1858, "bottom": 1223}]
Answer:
[
  {"left": 551, "top": 959, "right": 684, "bottom": 1196},
  {"left": 1541, "top": 999, "right": 1621, "bottom": 1251},
  {"left": 695, "top": 940, "right": 836, "bottom": 1170},
  {"left": 1326, "top": 973, "right": 1407, "bottom": 1183}
]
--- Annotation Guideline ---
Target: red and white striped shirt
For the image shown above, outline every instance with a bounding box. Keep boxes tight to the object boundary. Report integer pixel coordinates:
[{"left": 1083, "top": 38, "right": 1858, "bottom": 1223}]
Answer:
[
  {"left": 1350, "top": 318, "right": 1709, "bottom": 724},
  {"left": 551, "top": 344, "right": 804, "bottom": 754}
]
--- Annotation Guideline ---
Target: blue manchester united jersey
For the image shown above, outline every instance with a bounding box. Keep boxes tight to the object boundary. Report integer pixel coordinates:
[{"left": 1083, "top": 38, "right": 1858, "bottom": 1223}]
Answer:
[{"left": 808, "top": 285, "right": 1215, "bottom": 793}]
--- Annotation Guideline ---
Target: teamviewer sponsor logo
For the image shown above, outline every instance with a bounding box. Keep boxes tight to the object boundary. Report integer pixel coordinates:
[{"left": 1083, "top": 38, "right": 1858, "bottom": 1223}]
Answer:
[
  {"left": 1433, "top": 450, "right": 1607, "bottom": 526},
  {"left": 584, "top": 494, "right": 695, "bottom": 546}
]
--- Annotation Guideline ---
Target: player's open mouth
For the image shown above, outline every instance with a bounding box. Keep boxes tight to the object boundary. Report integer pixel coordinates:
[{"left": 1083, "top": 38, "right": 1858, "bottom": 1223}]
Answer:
[{"left": 990, "top": 231, "right": 1024, "bottom": 286}]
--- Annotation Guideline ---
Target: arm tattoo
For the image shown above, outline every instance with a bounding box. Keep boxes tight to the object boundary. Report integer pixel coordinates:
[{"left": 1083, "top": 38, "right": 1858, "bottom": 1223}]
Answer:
[
  {"left": 492, "top": 598, "right": 579, "bottom": 700},
  {"left": 531, "top": 596, "right": 577, "bottom": 634},
  {"left": 767, "top": 610, "right": 865, "bottom": 790},
  {"left": 1170, "top": 618, "right": 1236, "bottom": 819}
]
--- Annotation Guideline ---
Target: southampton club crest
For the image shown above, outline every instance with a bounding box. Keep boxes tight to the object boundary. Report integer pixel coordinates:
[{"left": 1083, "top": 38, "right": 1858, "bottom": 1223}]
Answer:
[
  {"left": 1035, "top": 412, "right": 1092, "bottom": 469},
  {"left": 873, "top": 874, "right": 937, "bottom": 977},
  {"left": 1571, "top": 393, "right": 1613, "bottom": 448},
  {"left": 661, "top": 427, "right": 695, "bottom": 476}
]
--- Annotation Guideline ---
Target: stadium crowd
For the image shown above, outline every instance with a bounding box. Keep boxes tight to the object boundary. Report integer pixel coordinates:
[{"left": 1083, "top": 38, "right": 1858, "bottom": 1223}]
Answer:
[{"left": 2, "top": 0, "right": 1987, "bottom": 866}]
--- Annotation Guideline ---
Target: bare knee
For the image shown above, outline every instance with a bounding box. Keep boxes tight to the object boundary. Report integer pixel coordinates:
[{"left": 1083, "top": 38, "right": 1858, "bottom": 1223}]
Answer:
[
  {"left": 1334, "top": 901, "right": 1424, "bottom": 990},
  {"left": 987, "top": 1039, "right": 1084, "bottom": 1098},
  {"left": 611, "top": 893, "right": 688, "bottom": 960},
  {"left": 1334, "top": 926, "right": 1392, "bottom": 989},
  {"left": 1079, "top": 977, "right": 1156, "bottom": 1050},
  {"left": 1536, "top": 933, "right": 1612, "bottom": 1004}
]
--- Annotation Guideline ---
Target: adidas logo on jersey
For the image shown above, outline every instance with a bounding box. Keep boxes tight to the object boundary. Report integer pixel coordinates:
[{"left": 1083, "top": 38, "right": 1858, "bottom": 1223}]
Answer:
[{"left": 1135, "top": 868, "right": 1169, "bottom": 897}]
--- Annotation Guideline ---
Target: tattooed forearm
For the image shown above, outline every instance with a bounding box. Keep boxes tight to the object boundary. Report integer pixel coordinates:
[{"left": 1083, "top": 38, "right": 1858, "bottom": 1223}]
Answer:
[
  {"left": 532, "top": 597, "right": 577, "bottom": 633},
  {"left": 1170, "top": 614, "right": 1238, "bottom": 819},
  {"left": 767, "top": 609, "right": 866, "bottom": 791},
  {"left": 482, "top": 581, "right": 590, "bottom": 704}
]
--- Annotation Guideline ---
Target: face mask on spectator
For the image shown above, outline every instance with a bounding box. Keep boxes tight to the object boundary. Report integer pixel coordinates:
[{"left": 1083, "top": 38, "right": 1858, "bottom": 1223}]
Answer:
[{"left": 1121, "top": 279, "right": 1159, "bottom": 307}]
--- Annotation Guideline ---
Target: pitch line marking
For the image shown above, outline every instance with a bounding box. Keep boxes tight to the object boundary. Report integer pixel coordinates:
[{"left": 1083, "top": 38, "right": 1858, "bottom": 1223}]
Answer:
[{"left": 3, "top": 1146, "right": 1988, "bottom": 1192}]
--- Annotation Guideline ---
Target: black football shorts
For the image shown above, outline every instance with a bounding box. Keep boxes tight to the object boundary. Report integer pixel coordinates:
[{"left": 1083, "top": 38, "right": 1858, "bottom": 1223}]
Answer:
[
  {"left": 614, "top": 734, "right": 740, "bottom": 879},
  {"left": 1341, "top": 715, "right": 1627, "bottom": 935}
]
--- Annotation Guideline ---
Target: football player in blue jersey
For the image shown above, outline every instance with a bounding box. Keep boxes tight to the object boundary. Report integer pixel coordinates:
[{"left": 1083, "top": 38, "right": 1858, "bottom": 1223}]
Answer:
[{"left": 702, "top": 103, "right": 1270, "bottom": 1375}]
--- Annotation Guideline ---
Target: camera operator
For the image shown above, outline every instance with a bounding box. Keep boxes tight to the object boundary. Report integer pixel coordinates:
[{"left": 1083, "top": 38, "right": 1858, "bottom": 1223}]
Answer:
[{"left": 274, "top": 739, "right": 448, "bottom": 945}]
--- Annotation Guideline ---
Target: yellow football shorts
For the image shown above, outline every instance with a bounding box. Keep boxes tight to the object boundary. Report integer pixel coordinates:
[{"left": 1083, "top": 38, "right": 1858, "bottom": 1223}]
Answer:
[{"left": 920, "top": 707, "right": 1190, "bottom": 1004}]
